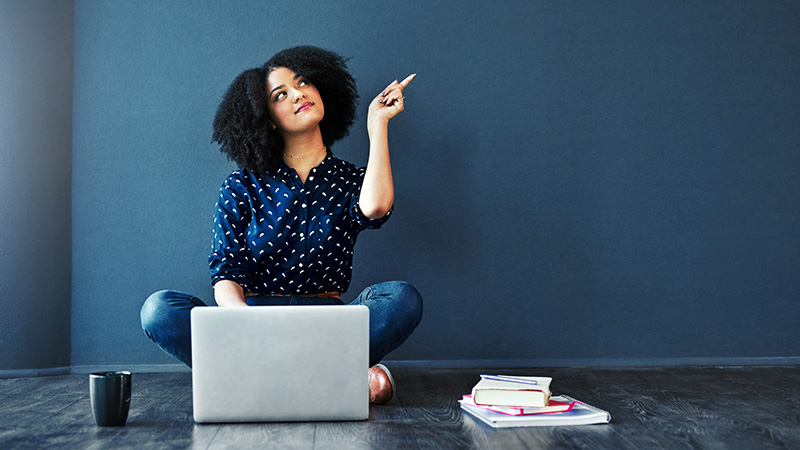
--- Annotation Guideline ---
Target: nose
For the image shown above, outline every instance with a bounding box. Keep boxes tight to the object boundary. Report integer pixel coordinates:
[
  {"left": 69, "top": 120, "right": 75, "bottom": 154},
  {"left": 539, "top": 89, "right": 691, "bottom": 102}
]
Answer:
[{"left": 293, "top": 89, "right": 306, "bottom": 102}]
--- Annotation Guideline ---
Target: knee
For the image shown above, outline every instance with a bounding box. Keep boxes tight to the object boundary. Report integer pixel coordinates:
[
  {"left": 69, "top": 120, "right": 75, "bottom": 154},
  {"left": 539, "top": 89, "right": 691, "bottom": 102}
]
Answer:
[
  {"left": 141, "top": 290, "right": 205, "bottom": 330},
  {"left": 387, "top": 281, "right": 423, "bottom": 325},
  {"left": 140, "top": 290, "right": 186, "bottom": 334},
  {"left": 140, "top": 290, "right": 169, "bottom": 333}
]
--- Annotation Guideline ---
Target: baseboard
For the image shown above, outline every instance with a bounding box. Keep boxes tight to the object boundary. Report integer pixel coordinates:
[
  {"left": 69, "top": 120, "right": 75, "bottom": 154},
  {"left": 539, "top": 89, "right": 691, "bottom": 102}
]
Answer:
[
  {"left": 384, "top": 356, "right": 800, "bottom": 369},
  {"left": 0, "top": 366, "right": 71, "bottom": 379},
  {"left": 69, "top": 364, "right": 191, "bottom": 374}
]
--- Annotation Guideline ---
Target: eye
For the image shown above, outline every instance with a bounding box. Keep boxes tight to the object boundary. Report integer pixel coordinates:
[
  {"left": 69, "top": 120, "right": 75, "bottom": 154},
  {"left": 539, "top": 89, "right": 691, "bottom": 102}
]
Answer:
[
  {"left": 274, "top": 92, "right": 286, "bottom": 102},
  {"left": 299, "top": 79, "right": 310, "bottom": 87}
]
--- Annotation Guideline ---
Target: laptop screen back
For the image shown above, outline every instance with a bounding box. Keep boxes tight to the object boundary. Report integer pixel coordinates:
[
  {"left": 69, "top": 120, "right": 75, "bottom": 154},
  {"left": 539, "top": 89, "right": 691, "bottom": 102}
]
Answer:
[{"left": 191, "top": 305, "right": 369, "bottom": 423}]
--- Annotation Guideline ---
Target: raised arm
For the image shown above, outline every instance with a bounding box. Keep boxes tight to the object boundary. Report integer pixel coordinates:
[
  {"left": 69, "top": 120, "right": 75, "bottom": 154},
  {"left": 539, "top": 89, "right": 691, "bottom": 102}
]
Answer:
[{"left": 359, "top": 74, "right": 415, "bottom": 219}]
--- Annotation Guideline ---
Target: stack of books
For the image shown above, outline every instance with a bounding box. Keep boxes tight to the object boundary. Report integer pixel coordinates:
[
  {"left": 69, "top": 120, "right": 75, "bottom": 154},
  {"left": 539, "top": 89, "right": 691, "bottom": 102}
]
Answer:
[{"left": 459, "top": 375, "right": 611, "bottom": 428}]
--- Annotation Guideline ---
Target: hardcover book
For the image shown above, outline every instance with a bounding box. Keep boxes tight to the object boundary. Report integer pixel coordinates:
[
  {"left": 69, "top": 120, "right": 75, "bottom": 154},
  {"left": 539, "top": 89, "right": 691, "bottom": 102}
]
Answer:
[
  {"left": 471, "top": 375, "right": 552, "bottom": 408},
  {"left": 460, "top": 395, "right": 575, "bottom": 416},
  {"left": 460, "top": 395, "right": 611, "bottom": 428}
]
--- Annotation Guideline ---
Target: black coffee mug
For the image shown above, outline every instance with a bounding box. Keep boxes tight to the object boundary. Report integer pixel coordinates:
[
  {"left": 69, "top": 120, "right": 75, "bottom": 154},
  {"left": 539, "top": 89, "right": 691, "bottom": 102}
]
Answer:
[{"left": 89, "top": 371, "right": 132, "bottom": 426}]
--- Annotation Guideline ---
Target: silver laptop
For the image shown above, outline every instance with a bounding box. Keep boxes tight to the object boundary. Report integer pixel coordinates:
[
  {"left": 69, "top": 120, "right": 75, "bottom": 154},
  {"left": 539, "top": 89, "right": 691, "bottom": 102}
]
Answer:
[{"left": 191, "top": 305, "right": 370, "bottom": 423}]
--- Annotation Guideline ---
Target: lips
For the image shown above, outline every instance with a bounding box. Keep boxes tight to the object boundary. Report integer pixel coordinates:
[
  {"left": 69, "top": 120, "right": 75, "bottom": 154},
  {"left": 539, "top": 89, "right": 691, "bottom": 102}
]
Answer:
[{"left": 295, "top": 102, "right": 313, "bottom": 114}]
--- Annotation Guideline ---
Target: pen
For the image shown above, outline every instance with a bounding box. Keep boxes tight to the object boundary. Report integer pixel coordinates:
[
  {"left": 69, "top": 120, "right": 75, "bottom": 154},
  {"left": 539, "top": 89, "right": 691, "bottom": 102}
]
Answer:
[{"left": 480, "top": 375, "right": 539, "bottom": 386}]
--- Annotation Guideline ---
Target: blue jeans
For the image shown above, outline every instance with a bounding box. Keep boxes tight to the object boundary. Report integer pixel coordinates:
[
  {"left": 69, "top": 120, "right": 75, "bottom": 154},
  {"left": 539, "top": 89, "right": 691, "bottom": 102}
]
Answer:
[{"left": 140, "top": 281, "right": 423, "bottom": 368}]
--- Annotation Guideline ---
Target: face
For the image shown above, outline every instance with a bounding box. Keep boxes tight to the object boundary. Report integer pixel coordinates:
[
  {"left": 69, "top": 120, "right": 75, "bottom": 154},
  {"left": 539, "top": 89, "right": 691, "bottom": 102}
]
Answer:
[{"left": 265, "top": 67, "right": 324, "bottom": 135}]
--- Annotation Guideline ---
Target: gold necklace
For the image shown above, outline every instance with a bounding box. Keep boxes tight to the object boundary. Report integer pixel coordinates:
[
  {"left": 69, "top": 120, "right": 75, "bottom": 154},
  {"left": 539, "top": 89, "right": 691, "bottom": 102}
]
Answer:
[{"left": 283, "top": 146, "right": 326, "bottom": 159}]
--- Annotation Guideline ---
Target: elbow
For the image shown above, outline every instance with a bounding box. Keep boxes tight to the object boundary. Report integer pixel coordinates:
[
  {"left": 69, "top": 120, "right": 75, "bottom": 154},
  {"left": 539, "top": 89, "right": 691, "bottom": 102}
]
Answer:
[{"left": 360, "top": 201, "right": 393, "bottom": 220}]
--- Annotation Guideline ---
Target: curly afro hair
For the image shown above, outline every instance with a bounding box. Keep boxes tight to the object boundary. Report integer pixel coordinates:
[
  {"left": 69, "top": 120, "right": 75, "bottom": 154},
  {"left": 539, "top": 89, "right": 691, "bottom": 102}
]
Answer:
[{"left": 212, "top": 46, "right": 359, "bottom": 174}]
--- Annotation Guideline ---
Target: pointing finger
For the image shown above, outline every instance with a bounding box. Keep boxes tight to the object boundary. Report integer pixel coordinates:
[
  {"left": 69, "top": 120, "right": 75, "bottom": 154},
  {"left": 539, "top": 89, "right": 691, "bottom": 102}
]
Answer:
[{"left": 399, "top": 73, "right": 416, "bottom": 88}]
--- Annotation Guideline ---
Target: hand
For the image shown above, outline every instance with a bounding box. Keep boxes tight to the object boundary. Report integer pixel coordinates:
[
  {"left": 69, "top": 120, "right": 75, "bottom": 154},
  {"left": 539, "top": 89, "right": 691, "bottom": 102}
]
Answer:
[{"left": 368, "top": 74, "right": 416, "bottom": 128}]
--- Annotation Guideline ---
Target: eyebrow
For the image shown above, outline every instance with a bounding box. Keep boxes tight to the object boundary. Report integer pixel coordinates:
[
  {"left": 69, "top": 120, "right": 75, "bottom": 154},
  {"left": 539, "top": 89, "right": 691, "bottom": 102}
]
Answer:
[{"left": 269, "top": 74, "right": 304, "bottom": 98}]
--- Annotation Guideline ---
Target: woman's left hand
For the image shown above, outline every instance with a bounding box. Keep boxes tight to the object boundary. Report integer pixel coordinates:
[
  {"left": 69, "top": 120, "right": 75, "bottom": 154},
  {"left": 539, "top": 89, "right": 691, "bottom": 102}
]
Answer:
[{"left": 368, "top": 74, "right": 415, "bottom": 128}]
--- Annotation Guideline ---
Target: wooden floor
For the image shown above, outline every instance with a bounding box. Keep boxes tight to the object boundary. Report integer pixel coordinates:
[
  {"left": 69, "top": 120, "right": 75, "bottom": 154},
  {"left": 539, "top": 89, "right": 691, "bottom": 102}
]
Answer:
[{"left": 1, "top": 366, "right": 798, "bottom": 449}]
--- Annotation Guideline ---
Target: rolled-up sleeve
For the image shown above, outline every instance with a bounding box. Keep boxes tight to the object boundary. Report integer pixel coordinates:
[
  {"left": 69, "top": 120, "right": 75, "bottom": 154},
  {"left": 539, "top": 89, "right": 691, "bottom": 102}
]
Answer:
[{"left": 209, "top": 175, "right": 255, "bottom": 291}]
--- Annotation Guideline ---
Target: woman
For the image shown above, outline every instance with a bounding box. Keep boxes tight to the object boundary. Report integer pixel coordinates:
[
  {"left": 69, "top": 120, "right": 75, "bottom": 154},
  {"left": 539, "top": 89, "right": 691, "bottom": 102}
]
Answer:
[{"left": 140, "top": 46, "right": 423, "bottom": 404}]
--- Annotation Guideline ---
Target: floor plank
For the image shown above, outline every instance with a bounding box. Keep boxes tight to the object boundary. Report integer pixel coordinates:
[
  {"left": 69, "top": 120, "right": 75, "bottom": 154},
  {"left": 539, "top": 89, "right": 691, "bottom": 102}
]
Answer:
[{"left": 0, "top": 366, "right": 799, "bottom": 449}]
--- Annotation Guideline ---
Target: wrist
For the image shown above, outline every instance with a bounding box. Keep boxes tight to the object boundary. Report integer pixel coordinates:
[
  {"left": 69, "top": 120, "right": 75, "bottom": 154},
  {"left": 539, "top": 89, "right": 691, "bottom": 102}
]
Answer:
[{"left": 367, "top": 115, "right": 389, "bottom": 133}]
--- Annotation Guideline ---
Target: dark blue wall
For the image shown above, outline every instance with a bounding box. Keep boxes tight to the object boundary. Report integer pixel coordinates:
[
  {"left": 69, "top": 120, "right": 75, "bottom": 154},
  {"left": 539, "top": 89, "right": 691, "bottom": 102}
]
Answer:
[{"left": 71, "top": 0, "right": 800, "bottom": 367}]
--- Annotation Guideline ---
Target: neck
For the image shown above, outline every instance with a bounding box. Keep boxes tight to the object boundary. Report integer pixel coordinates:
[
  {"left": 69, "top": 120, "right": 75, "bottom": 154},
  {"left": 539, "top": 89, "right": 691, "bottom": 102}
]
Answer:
[
  {"left": 280, "top": 126, "right": 324, "bottom": 158},
  {"left": 280, "top": 130, "right": 327, "bottom": 181}
]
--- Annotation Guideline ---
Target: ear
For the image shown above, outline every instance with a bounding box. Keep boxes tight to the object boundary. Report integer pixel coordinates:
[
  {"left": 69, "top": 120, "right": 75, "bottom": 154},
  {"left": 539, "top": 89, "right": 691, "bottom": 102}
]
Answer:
[{"left": 268, "top": 120, "right": 277, "bottom": 130}]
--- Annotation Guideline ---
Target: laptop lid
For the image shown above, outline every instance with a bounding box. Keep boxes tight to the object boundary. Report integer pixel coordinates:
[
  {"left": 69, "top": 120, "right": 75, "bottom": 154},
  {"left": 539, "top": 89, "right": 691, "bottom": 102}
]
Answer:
[{"left": 191, "top": 305, "right": 370, "bottom": 423}]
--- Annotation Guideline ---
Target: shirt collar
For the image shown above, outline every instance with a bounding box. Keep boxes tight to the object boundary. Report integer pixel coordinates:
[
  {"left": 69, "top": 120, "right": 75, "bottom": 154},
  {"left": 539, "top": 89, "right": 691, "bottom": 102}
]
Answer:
[{"left": 273, "top": 152, "right": 338, "bottom": 183}]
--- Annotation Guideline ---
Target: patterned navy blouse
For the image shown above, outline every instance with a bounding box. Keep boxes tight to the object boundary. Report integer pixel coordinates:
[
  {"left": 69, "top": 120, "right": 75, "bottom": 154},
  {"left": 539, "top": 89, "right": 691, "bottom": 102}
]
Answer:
[{"left": 209, "top": 153, "right": 391, "bottom": 295}]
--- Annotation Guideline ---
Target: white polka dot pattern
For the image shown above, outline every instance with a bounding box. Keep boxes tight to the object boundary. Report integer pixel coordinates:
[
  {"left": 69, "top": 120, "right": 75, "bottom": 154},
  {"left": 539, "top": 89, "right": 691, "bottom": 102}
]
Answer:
[{"left": 209, "top": 154, "right": 391, "bottom": 295}]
